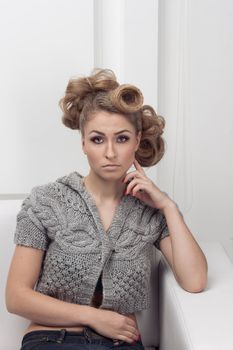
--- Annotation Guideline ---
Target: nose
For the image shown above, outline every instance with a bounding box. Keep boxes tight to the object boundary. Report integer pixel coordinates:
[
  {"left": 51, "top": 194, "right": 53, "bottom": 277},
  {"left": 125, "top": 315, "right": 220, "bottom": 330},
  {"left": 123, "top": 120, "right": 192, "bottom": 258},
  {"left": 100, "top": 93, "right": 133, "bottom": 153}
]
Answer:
[{"left": 105, "top": 140, "right": 116, "bottom": 159}]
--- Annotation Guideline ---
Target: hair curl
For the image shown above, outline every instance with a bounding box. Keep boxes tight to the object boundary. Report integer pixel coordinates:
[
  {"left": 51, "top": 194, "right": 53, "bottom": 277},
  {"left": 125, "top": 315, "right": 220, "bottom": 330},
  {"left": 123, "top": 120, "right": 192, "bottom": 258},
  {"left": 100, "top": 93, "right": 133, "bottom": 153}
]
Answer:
[{"left": 59, "top": 68, "right": 166, "bottom": 167}]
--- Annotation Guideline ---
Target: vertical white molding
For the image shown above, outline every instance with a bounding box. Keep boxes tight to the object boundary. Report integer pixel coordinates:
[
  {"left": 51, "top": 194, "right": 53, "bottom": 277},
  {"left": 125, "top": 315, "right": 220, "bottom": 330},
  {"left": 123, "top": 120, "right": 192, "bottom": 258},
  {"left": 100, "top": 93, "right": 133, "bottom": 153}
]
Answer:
[
  {"left": 93, "top": 0, "right": 103, "bottom": 69},
  {"left": 157, "top": 0, "right": 192, "bottom": 215},
  {"left": 173, "top": 0, "right": 193, "bottom": 213},
  {"left": 94, "top": 0, "right": 125, "bottom": 81},
  {"left": 94, "top": 0, "right": 159, "bottom": 184}
]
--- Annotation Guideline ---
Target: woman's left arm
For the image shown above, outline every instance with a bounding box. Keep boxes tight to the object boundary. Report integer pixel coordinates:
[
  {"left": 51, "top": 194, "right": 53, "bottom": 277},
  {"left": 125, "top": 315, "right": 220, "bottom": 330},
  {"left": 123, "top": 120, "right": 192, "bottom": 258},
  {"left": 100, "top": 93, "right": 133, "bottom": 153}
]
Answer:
[
  {"left": 158, "top": 200, "right": 208, "bottom": 293},
  {"left": 123, "top": 159, "right": 208, "bottom": 293}
]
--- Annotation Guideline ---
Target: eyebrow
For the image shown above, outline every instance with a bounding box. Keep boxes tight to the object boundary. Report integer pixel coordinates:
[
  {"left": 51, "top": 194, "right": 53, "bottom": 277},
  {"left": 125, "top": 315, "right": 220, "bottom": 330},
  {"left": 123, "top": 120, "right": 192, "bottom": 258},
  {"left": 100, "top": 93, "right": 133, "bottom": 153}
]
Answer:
[{"left": 88, "top": 129, "right": 133, "bottom": 135}]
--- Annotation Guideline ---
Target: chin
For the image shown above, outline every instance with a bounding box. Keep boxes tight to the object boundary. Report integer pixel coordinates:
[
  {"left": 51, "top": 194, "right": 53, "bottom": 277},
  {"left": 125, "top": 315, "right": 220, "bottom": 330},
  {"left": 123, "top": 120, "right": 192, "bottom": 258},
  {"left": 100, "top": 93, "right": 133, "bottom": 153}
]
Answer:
[
  {"left": 101, "top": 172, "right": 122, "bottom": 179},
  {"left": 100, "top": 170, "right": 123, "bottom": 180}
]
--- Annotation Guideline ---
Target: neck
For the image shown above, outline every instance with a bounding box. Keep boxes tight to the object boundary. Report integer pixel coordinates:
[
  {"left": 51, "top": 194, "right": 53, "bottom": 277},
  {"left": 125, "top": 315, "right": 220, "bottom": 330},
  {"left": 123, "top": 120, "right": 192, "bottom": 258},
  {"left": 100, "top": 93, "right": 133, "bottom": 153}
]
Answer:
[{"left": 83, "top": 171, "right": 126, "bottom": 203}]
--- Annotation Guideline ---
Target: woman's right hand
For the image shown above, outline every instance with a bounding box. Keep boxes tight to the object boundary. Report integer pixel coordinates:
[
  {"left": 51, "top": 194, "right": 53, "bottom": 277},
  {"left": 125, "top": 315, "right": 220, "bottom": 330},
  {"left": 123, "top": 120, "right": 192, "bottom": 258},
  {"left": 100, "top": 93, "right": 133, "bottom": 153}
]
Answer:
[{"left": 89, "top": 308, "right": 140, "bottom": 344}]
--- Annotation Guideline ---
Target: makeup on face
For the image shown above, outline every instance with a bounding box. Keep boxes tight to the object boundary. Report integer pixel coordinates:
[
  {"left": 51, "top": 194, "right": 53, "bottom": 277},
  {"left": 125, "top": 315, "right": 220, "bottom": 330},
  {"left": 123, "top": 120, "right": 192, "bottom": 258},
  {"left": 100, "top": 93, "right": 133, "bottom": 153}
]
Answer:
[{"left": 82, "top": 111, "right": 141, "bottom": 179}]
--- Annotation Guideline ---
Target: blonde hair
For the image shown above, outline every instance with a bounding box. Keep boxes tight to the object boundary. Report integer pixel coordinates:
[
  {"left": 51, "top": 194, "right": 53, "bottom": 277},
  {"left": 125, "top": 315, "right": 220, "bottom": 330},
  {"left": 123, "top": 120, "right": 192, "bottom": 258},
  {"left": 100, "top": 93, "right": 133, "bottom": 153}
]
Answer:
[{"left": 59, "top": 68, "right": 166, "bottom": 167}]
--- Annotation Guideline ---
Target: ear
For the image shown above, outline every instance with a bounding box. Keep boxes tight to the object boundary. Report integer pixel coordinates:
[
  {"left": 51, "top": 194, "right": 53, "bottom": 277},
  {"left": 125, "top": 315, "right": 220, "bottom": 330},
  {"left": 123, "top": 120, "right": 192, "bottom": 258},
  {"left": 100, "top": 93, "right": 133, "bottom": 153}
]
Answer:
[{"left": 135, "top": 131, "right": 142, "bottom": 151}]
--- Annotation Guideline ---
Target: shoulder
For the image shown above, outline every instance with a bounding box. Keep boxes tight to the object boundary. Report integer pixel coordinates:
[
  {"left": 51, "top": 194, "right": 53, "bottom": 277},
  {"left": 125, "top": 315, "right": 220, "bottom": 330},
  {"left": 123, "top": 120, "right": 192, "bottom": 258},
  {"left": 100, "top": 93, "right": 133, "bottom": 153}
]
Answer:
[
  {"left": 133, "top": 197, "right": 162, "bottom": 217},
  {"left": 25, "top": 171, "right": 86, "bottom": 213},
  {"left": 24, "top": 172, "right": 72, "bottom": 208},
  {"left": 127, "top": 197, "right": 165, "bottom": 227},
  {"left": 30, "top": 171, "right": 80, "bottom": 197}
]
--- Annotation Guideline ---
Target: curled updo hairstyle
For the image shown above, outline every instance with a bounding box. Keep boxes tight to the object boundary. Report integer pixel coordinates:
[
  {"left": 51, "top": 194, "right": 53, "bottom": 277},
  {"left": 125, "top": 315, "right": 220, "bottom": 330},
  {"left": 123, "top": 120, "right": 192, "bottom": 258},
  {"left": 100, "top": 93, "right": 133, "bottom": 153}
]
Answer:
[{"left": 59, "top": 68, "right": 166, "bottom": 167}]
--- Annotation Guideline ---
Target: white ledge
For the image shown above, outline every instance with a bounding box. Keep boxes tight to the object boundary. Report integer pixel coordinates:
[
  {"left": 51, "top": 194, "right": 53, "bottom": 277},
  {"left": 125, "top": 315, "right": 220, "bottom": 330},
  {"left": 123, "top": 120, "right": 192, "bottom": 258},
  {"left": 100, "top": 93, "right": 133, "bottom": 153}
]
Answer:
[{"left": 158, "top": 241, "right": 233, "bottom": 350}]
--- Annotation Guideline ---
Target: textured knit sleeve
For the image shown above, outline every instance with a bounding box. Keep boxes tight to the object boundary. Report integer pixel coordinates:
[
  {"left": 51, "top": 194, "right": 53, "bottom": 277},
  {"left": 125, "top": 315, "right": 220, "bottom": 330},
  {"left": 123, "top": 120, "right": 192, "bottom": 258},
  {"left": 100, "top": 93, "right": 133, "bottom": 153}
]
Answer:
[
  {"left": 14, "top": 187, "right": 50, "bottom": 251},
  {"left": 153, "top": 209, "right": 170, "bottom": 250}
]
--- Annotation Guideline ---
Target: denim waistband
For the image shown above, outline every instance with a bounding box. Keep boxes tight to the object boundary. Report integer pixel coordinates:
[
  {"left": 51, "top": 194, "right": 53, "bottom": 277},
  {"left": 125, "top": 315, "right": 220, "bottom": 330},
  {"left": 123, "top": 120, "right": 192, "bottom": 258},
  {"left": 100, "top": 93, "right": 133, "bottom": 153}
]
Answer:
[{"left": 21, "top": 326, "right": 141, "bottom": 346}]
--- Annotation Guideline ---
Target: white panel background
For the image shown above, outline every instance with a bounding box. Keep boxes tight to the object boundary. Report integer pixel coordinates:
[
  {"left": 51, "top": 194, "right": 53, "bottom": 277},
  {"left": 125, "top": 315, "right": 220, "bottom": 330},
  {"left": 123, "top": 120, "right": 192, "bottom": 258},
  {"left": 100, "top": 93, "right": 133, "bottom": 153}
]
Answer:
[
  {"left": 0, "top": 0, "right": 94, "bottom": 194},
  {"left": 188, "top": 0, "right": 233, "bottom": 259},
  {"left": 0, "top": 0, "right": 159, "bottom": 196},
  {"left": 1, "top": 0, "right": 232, "bottom": 260},
  {"left": 157, "top": 0, "right": 233, "bottom": 260}
]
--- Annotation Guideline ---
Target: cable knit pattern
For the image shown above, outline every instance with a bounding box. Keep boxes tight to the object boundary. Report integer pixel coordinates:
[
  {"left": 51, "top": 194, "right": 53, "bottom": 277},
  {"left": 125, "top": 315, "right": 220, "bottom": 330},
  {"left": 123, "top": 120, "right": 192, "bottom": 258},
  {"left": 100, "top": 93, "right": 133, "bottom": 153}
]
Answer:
[{"left": 14, "top": 171, "right": 169, "bottom": 314}]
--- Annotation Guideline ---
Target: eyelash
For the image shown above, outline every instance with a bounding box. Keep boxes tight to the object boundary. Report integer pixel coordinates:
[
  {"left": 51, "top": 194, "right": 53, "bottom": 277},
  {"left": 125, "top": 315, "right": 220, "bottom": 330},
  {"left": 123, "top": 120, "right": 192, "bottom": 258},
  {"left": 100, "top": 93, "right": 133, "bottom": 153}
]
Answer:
[{"left": 90, "top": 135, "right": 130, "bottom": 144}]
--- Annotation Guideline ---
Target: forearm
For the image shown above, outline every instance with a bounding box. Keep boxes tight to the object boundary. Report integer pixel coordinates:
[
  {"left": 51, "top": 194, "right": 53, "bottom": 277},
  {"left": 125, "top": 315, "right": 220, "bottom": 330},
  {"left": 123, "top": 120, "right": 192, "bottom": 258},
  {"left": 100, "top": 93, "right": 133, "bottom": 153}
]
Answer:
[
  {"left": 162, "top": 201, "right": 208, "bottom": 292},
  {"left": 6, "top": 287, "right": 95, "bottom": 327}
]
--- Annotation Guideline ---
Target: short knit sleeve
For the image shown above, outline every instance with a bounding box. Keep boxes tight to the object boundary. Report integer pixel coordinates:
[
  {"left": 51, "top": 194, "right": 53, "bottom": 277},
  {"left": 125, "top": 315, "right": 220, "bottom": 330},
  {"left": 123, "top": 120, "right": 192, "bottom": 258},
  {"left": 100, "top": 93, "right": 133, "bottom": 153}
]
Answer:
[
  {"left": 153, "top": 209, "right": 170, "bottom": 250},
  {"left": 14, "top": 187, "right": 50, "bottom": 251}
]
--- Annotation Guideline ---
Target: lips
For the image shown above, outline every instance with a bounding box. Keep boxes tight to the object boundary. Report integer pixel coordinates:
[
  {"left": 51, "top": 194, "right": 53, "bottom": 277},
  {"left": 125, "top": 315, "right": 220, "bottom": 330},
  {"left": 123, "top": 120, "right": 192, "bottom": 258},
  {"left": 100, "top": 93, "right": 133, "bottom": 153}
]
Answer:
[{"left": 103, "top": 164, "right": 120, "bottom": 167}]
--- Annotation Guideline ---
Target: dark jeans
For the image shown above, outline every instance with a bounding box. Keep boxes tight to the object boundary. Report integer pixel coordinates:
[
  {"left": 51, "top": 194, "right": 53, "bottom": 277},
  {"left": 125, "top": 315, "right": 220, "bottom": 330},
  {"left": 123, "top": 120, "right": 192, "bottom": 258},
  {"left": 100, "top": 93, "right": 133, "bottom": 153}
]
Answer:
[{"left": 20, "top": 326, "right": 145, "bottom": 350}]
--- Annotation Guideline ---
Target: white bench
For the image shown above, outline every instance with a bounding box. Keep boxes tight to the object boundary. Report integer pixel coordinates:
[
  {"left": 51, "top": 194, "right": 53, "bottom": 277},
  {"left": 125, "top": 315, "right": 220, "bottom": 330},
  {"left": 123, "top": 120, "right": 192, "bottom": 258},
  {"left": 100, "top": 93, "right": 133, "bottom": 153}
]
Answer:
[
  {"left": 1, "top": 199, "right": 233, "bottom": 349},
  {"left": 158, "top": 241, "right": 233, "bottom": 350}
]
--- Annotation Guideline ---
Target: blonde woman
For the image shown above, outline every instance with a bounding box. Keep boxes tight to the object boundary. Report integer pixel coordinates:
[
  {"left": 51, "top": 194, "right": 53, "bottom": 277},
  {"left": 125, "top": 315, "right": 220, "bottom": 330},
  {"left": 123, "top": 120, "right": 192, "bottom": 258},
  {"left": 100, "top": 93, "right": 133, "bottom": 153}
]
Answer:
[{"left": 5, "top": 68, "right": 208, "bottom": 350}]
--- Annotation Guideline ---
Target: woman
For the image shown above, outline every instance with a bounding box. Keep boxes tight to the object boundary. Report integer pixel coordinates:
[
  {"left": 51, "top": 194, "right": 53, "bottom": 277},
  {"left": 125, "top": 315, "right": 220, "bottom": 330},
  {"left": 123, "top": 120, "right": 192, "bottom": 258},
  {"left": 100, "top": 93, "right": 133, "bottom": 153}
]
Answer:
[{"left": 5, "top": 68, "right": 208, "bottom": 350}]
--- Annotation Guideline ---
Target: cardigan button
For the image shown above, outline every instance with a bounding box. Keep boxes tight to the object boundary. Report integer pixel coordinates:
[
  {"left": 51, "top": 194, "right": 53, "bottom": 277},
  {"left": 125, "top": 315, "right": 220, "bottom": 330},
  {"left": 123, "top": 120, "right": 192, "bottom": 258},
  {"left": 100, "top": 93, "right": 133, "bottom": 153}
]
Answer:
[{"left": 98, "top": 255, "right": 101, "bottom": 260}]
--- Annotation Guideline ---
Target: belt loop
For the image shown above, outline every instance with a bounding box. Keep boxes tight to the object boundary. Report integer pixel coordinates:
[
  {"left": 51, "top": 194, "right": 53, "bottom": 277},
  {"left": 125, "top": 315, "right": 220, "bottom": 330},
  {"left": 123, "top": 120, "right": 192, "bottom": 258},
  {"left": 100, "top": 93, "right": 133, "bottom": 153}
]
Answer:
[
  {"left": 56, "top": 329, "right": 66, "bottom": 343},
  {"left": 83, "top": 327, "right": 92, "bottom": 343}
]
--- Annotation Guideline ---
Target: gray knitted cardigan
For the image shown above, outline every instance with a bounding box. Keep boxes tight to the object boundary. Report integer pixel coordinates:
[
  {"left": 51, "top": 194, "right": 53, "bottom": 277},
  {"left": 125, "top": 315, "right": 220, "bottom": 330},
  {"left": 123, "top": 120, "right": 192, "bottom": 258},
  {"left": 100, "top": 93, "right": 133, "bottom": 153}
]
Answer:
[{"left": 14, "top": 171, "right": 169, "bottom": 314}]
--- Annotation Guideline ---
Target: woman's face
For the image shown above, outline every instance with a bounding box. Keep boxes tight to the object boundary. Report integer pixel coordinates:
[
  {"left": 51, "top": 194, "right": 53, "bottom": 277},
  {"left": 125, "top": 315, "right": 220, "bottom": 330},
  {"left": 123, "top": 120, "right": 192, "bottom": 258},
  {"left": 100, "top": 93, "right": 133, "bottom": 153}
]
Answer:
[{"left": 82, "top": 111, "right": 141, "bottom": 181}]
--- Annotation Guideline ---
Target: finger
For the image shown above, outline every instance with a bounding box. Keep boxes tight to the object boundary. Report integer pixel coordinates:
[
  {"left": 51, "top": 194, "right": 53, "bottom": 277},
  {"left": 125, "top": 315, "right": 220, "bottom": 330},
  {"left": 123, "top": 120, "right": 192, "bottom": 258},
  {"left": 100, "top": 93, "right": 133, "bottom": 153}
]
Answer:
[
  {"left": 133, "top": 159, "right": 146, "bottom": 175},
  {"left": 124, "top": 329, "right": 139, "bottom": 341},
  {"left": 125, "top": 179, "right": 146, "bottom": 195},
  {"left": 118, "top": 329, "right": 139, "bottom": 344},
  {"left": 125, "top": 324, "right": 139, "bottom": 337},
  {"left": 130, "top": 183, "right": 145, "bottom": 196},
  {"left": 125, "top": 315, "right": 137, "bottom": 327},
  {"left": 123, "top": 170, "right": 145, "bottom": 184}
]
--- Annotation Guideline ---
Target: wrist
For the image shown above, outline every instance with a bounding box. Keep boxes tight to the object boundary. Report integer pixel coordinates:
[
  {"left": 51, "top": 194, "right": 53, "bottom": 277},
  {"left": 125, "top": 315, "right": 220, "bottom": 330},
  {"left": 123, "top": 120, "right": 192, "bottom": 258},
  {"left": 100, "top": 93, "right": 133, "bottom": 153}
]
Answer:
[
  {"left": 154, "top": 192, "right": 174, "bottom": 210},
  {"left": 161, "top": 200, "right": 178, "bottom": 214},
  {"left": 163, "top": 199, "right": 176, "bottom": 208},
  {"left": 157, "top": 193, "right": 177, "bottom": 211},
  {"left": 79, "top": 305, "right": 97, "bottom": 327}
]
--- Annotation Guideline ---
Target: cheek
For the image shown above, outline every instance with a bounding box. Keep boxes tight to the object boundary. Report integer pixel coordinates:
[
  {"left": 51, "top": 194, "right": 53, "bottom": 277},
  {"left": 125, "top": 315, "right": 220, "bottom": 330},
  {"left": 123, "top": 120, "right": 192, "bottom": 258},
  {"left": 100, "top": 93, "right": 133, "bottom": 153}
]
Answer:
[
  {"left": 85, "top": 146, "right": 102, "bottom": 165},
  {"left": 86, "top": 153, "right": 98, "bottom": 164},
  {"left": 121, "top": 147, "right": 136, "bottom": 164}
]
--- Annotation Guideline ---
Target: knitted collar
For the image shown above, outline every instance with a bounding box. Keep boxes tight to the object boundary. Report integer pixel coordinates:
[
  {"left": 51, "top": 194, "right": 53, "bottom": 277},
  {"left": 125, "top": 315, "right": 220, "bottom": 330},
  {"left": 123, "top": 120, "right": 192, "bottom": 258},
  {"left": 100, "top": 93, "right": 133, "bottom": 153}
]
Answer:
[{"left": 56, "top": 171, "right": 137, "bottom": 242}]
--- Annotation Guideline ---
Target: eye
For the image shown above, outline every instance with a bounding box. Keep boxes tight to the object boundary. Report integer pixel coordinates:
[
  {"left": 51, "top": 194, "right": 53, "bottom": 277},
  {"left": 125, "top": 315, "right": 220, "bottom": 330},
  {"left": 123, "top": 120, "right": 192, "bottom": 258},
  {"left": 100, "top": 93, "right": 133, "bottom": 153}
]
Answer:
[
  {"left": 90, "top": 136, "right": 103, "bottom": 144},
  {"left": 117, "top": 135, "right": 129, "bottom": 143}
]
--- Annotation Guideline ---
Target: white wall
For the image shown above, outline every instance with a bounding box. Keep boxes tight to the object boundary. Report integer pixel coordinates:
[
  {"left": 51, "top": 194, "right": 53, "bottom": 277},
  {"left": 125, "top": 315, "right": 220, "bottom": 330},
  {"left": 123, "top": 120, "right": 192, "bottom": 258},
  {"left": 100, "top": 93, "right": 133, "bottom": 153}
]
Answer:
[
  {"left": 0, "top": 0, "right": 159, "bottom": 196},
  {"left": 2, "top": 0, "right": 232, "bottom": 260},
  {"left": 94, "top": 0, "right": 159, "bottom": 180},
  {"left": 0, "top": 0, "right": 94, "bottom": 194},
  {"left": 157, "top": 0, "right": 233, "bottom": 260},
  {"left": 94, "top": 0, "right": 158, "bottom": 104}
]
